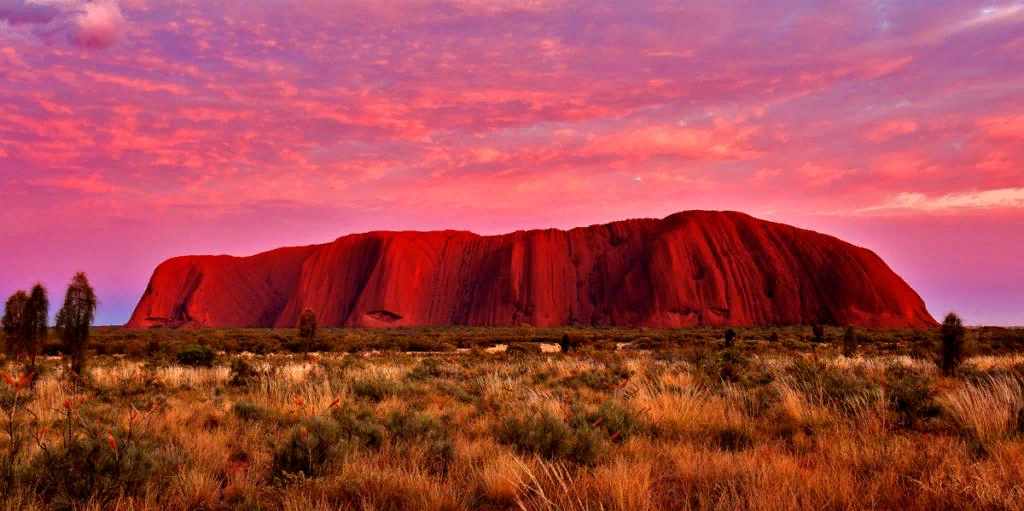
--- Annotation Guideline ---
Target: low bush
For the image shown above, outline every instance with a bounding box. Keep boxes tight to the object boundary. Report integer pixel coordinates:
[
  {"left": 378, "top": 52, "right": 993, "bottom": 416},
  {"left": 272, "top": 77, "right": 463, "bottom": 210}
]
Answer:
[
  {"left": 25, "top": 429, "right": 178, "bottom": 508},
  {"left": 232, "top": 401, "right": 272, "bottom": 422},
  {"left": 272, "top": 418, "right": 353, "bottom": 478},
  {"left": 700, "top": 348, "right": 750, "bottom": 383},
  {"left": 562, "top": 365, "right": 632, "bottom": 391},
  {"left": 228, "top": 358, "right": 261, "bottom": 387},
  {"left": 709, "top": 424, "right": 755, "bottom": 451},
  {"left": 496, "top": 408, "right": 607, "bottom": 466},
  {"left": 559, "top": 333, "right": 587, "bottom": 353},
  {"left": 404, "top": 358, "right": 448, "bottom": 382},
  {"left": 507, "top": 342, "right": 543, "bottom": 356},
  {"left": 329, "top": 404, "right": 385, "bottom": 450},
  {"left": 586, "top": 399, "right": 642, "bottom": 443},
  {"left": 385, "top": 411, "right": 454, "bottom": 474},
  {"left": 174, "top": 344, "right": 216, "bottom": 367},
  {"left": 885, "top": 367, "right": 941, "bottom": 429},
  {"left": 351, "top": 378, "right": 402, "bottom": 403},
  {"left": 788, "top": 358, "right": 881, "bottom": 414}
]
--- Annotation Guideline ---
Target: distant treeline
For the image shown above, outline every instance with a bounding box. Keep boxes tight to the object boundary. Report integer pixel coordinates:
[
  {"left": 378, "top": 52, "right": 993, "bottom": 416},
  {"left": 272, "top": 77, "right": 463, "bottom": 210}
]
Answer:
[{"left": 7, "top": 324, "right": 1023, "bottom": 360}]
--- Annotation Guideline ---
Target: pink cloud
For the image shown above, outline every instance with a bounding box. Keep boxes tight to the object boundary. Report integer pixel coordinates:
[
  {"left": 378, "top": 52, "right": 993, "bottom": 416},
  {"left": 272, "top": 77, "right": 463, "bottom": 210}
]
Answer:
[
  {"left": 1, "top": 0, "right": 1022, "bottom": 325},
  {"left": 73, "top": 0, "right": 123, "bottom": 49},
  {"left": 861, "top": 120, "right": 919, "bottom": 142},
  {"left": 0, "top": 0, "right": 125, "bottom": 49}
]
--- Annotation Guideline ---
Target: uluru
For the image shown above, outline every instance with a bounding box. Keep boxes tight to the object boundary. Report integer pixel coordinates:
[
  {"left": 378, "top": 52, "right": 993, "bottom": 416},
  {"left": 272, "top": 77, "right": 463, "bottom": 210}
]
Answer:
[{"left": 125, "top": 211, "right": 937, "bottom": 329}]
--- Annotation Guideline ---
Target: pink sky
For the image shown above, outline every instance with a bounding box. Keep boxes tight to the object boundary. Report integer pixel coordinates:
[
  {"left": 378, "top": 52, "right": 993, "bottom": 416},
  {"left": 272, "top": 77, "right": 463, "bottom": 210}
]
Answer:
[{"left": 1, "top": 0, "right": 1022, "bottom": 325}]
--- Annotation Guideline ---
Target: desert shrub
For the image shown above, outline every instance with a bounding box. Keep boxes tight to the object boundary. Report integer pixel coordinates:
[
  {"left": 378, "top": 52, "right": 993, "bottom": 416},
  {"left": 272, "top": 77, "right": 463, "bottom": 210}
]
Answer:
[
  {"left": 769, "top": 331, "right": 781, "bottom": 343},
  {"left": 701, "top": 348, "right": 750, "bottom": 384},
  {"left": 586, "top": 400, "right": 642, "bottom": 443},
  {"left": 940, "top": 312, "right": 970, "bottom": 376},
  {"left": 385, "top": 411, "right": 454, "bottom": 474},
  {"left": 812, "top": 325, "right": 826, "bottom": 343},
  {"left": 232, "top": 401, "right": 272, "bottom": 422},
  {"left": 843, "top": 326, "right": 858, "bottom": 357},
  {"left": 708, "top": 424, "right": 755, "bottom": 451},
  {"left": 628, "top": 336, "right": 662, "bottom": 350},
  {"left": 298, "top": 309, "right": 318, "bottom": 352},
  {"left": 496, "top": 409, "right": 606, "bottom": 466},
  {"left": 228, "top": 358, "right": 261, "bottom": 387},
  {"left": 559, "top": 333, "right": 587, "bottom": 353},
  {"left": 236, "top": 336, "right": 279, "bottom": 355},
  {"left": 329, "top": 404, "right": 385, "bottom": 450},
  {"left": 885, "top": 367, "right": 941, "bottom": 429},
  {"left": 507, "top": 342, "right": 543, "bottom": 356},
  {"left": 404, "top": 358, "right": 448, "bottom": 382},
  {"left": 351, "top": 378, "right": 402, "bottom": 402},
  {"left": 592, "top": 340, "right": 618, "bottom": 351},
  {"left": 563, "top": 365, "right": 632, "bottom": 391},
  {"left": 174, "top": 344, "right": 216, "bottom": 367},
  {"left": 272, "top": 418, "right": 352, "bottom": 478},
  {"left": 405, "top": 337, "right": 456, "bottom": 352},
  {"left": 724, "top": 328, "right": 736, "bottom": 348},
  {"left": 25, "top": 429, "right": 176, "bottom": 508},
  {"left": 788, "top": 358, "right": 880, "bottom": 414}
]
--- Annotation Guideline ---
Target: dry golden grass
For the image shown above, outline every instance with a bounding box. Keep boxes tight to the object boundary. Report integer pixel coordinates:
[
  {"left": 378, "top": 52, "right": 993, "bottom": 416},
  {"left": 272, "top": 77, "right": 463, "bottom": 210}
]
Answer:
[{"left": 4, "top": 347, "right": 1024, "bottom": 510}]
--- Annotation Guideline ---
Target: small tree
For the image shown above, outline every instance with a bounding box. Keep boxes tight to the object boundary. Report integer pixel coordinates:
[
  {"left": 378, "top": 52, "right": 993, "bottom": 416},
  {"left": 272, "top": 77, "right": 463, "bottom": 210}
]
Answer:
[
  {"left": 298, "top": 308, "right": 318, "bottom": 352},
  {"left": 842, "top": 325, "right": 858, "bottom": 358},
  {"left": 55, "top": 272, "right": 98, "bottom": 375},
  {"left": 724, "top": 328, "right": 736, "bottom": 348},
  {"left": 812, "top": 325, "right": 825, "bottom": 343},
  {"left": 3, "top": 291, "right": 29, "bottom": 364},
  {"left": 939, "top": 312, "right": 968, "bottom": 376},
  {"left": 22, "top": 284, "right": 49, "bottom": 372}
]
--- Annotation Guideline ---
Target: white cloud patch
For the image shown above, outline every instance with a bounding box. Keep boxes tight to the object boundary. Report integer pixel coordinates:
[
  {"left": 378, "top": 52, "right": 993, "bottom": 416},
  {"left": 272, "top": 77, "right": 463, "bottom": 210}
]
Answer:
[
  {"left": 860, "top": 188, "right": 1024, "bottom": 213},
  {"left": 0, "top": 0, "right": 123, "bottom": 49}
]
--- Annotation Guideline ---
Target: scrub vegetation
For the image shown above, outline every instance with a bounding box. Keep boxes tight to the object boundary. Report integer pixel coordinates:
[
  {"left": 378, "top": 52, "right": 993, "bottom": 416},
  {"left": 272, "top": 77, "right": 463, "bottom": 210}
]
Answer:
[{"left": 3, "top": 315, "right": 1024, "bottom": 509}]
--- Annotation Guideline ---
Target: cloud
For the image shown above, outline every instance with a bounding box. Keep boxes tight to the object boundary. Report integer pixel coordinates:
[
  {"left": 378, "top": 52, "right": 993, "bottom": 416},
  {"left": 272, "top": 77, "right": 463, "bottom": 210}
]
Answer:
[
  {"left": 73, "top": 0, "right": 122, "bottom": 48},
  {"left": 860, "top": 188, "right": 1024, "bottom": 213},
  {"left": 0, "top": 0, "right": 124, "bottom": 49},
  {"left": 861, "top": 119, "right": 918, "bottom": 142}
]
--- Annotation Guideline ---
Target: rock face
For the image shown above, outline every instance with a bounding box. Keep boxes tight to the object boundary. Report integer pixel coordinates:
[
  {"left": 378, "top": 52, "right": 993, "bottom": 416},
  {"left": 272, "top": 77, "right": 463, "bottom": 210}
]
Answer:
[{"left": 126, "top": 211, "right": 937, "bottom": 328}]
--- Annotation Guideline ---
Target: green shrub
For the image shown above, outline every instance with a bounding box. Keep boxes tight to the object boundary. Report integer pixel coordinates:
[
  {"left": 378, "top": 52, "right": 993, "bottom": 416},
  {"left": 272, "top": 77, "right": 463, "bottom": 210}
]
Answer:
[
  {"left": 25, "top": 429, "right": 176, "bottom": 507},
  {"left": 228, "top": 358, "right": 260, "bottom": 387},
  {"left": 940, "top": 312, "right": 970, "bottom": 376},
  {"left": 507, "top": 342, "right": 542, "bottom": 356},
  {"left": 174, "top": 344, "right": 216, "bottom": 367},
  {"left": 272, "top": 418, "right": 352, "bottom": 478},
  {"left": 788, "top": 358, "right": 880, "bottom": 414},
  {"left": 562, "top": 365, "right": 632, "bottom": 391},
  {"left": 385, "top": 411, "right": 454, "bottom": 474},
  {"left": 843, "top": 326, "right": 858, "bottom": 357},
  {"left": 701, "top": 348, "right": 749, "bottom": 383},
  {"left": 329, "top": 404, "right": 385, "bottom": 450},
  {"left": 351, "top": 378, "right": 402, "bottom": 403},
  {"left": 406, "top": 337, "right": 456, "bottom": 352},
  {"left": 404, "top": 358, "right": 448, "bottom": 382},
  {"left": 559, "top": 333, "right": 586, "bottom": 353},
  {"left": 812, "top": 325, "right": 826, "bottom": 343},
  {"left": 232, "top": 401, "right": 272, "bottom": 422},
  {"left": 885, "top": 367, "right": 941, "bottom": 429},
  {"left": 496, "top": 409, "right": 607, "bottom": 466},
  {"left": 586, "top": 400, "right": 641, "bottom": 443}
]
